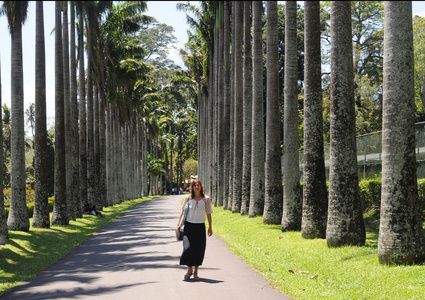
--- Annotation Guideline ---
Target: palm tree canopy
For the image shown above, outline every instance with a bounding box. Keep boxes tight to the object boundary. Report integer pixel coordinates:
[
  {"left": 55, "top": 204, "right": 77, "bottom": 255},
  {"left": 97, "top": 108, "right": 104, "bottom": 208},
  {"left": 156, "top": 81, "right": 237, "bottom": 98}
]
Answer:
[{"left": 0, "top": 1, "right": 29, "bottom": 35}]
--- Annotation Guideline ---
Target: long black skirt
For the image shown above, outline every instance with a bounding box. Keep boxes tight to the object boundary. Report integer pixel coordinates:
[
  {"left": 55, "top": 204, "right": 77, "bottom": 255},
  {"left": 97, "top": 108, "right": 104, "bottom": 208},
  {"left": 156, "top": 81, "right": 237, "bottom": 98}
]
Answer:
[{"left": 179, "top": 221, "right": 206, "bottom": 267}]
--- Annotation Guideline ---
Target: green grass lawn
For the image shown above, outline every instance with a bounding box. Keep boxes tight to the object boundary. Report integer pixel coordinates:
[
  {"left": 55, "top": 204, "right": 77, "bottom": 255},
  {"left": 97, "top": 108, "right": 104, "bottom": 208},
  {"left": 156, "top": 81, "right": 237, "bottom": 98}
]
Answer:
[
  {"left": 0, "top": 196, "right": 158, "bottom": 296},
  {"left": 2, "top": 196, "right": 424, "bottom": 299},
  {"left": 212, "top": 205, "right": 425, "bottom": 300}
]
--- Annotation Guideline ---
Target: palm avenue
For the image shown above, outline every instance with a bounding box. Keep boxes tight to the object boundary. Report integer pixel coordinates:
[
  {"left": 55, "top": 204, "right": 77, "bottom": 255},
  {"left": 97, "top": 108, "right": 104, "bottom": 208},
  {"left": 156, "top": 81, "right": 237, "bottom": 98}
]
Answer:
[{"left": 0, "top": 3, "right": 424, "bottom": 294}]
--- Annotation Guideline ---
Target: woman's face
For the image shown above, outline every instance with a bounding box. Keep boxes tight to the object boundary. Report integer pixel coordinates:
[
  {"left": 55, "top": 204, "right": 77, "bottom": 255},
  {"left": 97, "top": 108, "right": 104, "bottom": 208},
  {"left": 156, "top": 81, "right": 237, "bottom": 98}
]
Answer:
[{"left": 193, "top": 182, "right": 201, "bottom": 192}]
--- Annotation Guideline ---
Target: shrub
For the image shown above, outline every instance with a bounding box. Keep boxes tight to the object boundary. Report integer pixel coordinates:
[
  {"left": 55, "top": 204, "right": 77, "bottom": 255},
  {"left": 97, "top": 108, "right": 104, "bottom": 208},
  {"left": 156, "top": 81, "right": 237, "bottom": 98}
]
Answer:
[
  {"left": 359, "top": 178, "right": 382, "bottom": 211},
  {"left": 4, "top": 197, "right": 54, "bottom": 219},
  {"left": 359, "top": 178, "right": 425, "bottom": 219},
  {"left": 417, "top": 179, "right": 425, "bottom": 218}
]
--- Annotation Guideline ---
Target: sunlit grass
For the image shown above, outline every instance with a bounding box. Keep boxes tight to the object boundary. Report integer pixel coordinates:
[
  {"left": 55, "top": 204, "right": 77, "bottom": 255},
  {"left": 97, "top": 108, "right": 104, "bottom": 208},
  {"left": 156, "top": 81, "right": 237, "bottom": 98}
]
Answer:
[
  {"left": 212, "top": 205, "right": 425, "bottom": 300},
  {"left": 0, "top": 196, "right": 158, "bottom": 295}
]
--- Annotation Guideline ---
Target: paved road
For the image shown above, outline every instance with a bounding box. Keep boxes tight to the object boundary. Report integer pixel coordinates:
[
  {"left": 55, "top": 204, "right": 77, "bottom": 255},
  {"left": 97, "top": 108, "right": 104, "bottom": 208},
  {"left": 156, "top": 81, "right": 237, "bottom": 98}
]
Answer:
[{"left": 1, "top": 195, "right": 291, "bottom": 300}]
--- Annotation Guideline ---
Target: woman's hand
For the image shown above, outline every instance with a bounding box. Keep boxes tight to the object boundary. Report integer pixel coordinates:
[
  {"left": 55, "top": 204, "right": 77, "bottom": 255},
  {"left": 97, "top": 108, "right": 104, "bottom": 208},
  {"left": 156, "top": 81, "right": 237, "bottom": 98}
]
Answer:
[{"left": 207, "top": 228, "right": 213, "bottom": 237}]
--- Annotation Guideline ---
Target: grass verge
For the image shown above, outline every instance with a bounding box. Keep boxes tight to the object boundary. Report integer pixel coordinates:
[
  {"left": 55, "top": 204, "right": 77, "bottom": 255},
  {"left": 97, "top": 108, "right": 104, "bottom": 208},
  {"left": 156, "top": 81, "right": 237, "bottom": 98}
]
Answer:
[
  {"left": 212, "top": 205, "right": 425, "bottom": 300},
  {"left": 0, "top": 196, "right": 158, "bottom": 296}
]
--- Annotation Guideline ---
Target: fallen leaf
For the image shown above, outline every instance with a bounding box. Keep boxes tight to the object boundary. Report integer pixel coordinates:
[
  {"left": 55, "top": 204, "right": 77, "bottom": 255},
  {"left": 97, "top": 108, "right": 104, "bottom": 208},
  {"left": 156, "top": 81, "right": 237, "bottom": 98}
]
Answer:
[
  {"left": 299, "top": 271, "right": 309, "bottom": 274},
  {"left": 310, "top": 275, "right": 318, "bottom": 279},
  {"left": 289, "top": 269, "right": 297, "bottom": 274},
  {"left": 279, "top": 236, "right": 283, "bottom": 239}
]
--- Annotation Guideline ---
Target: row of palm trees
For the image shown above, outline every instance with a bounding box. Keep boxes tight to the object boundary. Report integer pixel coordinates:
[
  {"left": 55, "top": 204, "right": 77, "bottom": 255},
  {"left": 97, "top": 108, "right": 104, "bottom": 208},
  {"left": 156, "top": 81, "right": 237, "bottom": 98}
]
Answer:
[
  {"left": 191, "top": 1, "right": 425, "bottom": 265},
  {"left": 0, "top": 1, "right": 195, "bottom": 243}
]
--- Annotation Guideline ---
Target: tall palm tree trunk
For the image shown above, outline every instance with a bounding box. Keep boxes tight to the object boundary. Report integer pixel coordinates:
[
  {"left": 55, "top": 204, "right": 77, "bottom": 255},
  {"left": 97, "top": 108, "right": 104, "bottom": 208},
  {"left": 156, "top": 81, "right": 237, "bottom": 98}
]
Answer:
[
  {"left": 0, "top": 57, "right": 8, "bottom": 243},
  {"left": 207, "top": 53, "right": 214, "bottom": 198},
  {"left": 249, "top": 0, "right": 265, "bottom": 218},
  {"left": 241, "top": 1, "right": 252, "bottom": 215},
  {"left": 232, "top": 1, "right": 243, "bottom": 213},
  {"left": 6, "top": 1, "right": 30, "bottom": 231},
  {"left": 217, "top": 2, "right": 225, "bottom": 207},
  {"left": 106, "top": 104, "right": 111, "bottom": 205},
  {"left": 62, "top": 1, "right": 74, "bottom": 221},
  {"left": 142, "top": 126, "right": 148, "bottom": 196},
  {"left": 93, "top": 85, "right": 101, "bottom": 208},
  {"left": 70, "top": 1, "right": 81, "bottom": 218},
  {"left": 86, "top": 12, "right": 95, "bottom": 210},
  {"left": 78, "top": 2, "right": 87, "bottom": 214},
  {"left": 33, "top": 1, "right": 50, "bottom": 228},
  {"left": 378, "top": 0, "right": 425, "bottom": 265},
  {"left": 301, "top": 1, "right": 328, "bottom": 239},
  {"left": 97, "top": 33, "right": 107, "bottom": 207},
  {"left": 212, "top": 13, "right": 218, "bottom": 204},
  {"left": 263, "top": 1, "right": 282, "bottom": 225},
  {"left": 326, "top": 1, "right": 365, "bottom": 247},
  {"left": 222, "top": 1, "right": 231, "bottom": 211},
  {"left": 227, "top": 1, "right": 235, "bottom": 210},
  {"left": 282, "top": 1, "right": 302, "bottom": 231},
  {"left": 52, "top": 0, "right": 68, "bottom": 226}
]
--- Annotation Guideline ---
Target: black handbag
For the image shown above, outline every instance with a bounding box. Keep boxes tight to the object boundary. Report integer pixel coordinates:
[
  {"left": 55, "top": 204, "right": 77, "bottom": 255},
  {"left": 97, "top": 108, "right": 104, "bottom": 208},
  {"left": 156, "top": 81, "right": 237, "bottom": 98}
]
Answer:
[{"left": 176, "top": 228, "right": 183, "bottom": 241}]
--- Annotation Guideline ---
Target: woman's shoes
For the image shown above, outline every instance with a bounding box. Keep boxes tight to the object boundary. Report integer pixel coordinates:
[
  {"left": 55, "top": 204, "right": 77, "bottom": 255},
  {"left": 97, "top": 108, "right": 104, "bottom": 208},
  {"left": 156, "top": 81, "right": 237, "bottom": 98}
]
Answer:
[
  {"left": 184, "top": 272, "right": 193, "bottom": 280},
  {"left": 184, "top": 272, "right": 200, "bottom": 281}
]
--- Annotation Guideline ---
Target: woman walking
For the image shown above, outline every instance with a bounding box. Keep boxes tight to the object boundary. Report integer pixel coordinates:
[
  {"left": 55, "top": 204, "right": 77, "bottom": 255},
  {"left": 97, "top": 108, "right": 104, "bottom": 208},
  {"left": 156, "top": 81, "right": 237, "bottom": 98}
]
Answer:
[{"left": 177, "top": 179, "right": 213, "bottom": 280}]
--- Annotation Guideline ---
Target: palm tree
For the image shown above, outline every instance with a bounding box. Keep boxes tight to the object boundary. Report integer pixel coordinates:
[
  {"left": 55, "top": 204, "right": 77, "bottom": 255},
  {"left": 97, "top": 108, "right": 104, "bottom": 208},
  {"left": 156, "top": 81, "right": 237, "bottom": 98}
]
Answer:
[
  {"left": 52, "top": 0, "right": 69, "bottom": 225},
  {"left": 70, "top": 1, "right": 81, "bottom": 218},
  {"left": 86, "top": 3, "right": 96, "bottom": 210},
  {"left": 62, "top": 1, "right": 74, "bottom": 221},
  {"left": 217, "top": 2, "right": 225, "bottom": 207},
  {"left": 25, "top": 103, "right": 35, "bottom": 137},
  {"left": 0, "top": 59, "right": 8, "bottom": 243},
  {"left": 249, "top": 0, "right": 264, "bottom": 218},
  {"left": 94, "top": 4, "right": 108, "bottom": 208},
  {"left": 222, "top": 1, "right": 231, "bottom": 211},
  {"left": 241, "top": 1, "right": 252, "bottom": 215},
  {"left": 378, "top": 1, "right": 425, "bottom": 265},
  {"left": 32, "top": 1, "right": 50, "bottom": 228},
  {"left": 232, "top": 1, "right": 243, "bottom": 213},
  {"left": 77, "top": 1, "right": 88, "bottom": 214},
  {"left": 301, "top": 1, "right": 327, "bottom": 239},
  {"left": 227, "top": 1, "right": 235, "bottom": 210},
  {"left": 282, "top": 1, "right": 302, "bottom": 231},
  {"left": 263, "top": 1, "right": 282, "bottom": 225},
  {"left": 326, "top": 1, "right": 365, "bottom": 247},
  {"left": 207, "top": 51, "right": 214, "bottom": 198},
  {"left": 2, "top": 1, "right": 30, "bottom": 231}
]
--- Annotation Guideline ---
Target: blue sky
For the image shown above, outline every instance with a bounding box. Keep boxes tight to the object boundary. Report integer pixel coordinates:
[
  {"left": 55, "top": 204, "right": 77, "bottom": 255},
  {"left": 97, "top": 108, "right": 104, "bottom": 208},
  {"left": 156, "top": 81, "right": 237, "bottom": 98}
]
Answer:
[{"left": 0, "top": 1, "right": 424, "bottom": 130}]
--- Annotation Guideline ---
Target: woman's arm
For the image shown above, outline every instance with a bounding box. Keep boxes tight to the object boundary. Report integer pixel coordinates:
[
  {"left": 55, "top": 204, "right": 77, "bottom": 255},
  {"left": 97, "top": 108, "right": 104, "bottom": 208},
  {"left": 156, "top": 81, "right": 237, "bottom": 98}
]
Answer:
[{"left": 207, "top": 213, "right": 212, "bottom": 237}]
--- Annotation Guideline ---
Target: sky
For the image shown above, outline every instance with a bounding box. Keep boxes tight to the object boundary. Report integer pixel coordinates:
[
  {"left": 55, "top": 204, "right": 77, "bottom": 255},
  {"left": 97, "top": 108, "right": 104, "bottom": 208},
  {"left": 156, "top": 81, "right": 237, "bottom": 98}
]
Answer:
[{"left": 0, "top": 1, "right": 425, "bottom": 132}]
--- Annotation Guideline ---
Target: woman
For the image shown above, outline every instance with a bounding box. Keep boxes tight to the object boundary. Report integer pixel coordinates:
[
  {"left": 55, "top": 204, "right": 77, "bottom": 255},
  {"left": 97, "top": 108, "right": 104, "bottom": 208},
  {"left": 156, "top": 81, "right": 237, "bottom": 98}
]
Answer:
[{"left": 177, "top": 179, "right": 213, "bottom": 280}]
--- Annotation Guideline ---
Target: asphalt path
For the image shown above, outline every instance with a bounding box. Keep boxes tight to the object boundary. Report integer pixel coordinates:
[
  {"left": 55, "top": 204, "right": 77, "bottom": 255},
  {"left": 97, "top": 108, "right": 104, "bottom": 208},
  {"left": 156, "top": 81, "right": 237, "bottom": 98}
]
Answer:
[{"left": 1, "top": 195, "right": 291, "bottom": 300}]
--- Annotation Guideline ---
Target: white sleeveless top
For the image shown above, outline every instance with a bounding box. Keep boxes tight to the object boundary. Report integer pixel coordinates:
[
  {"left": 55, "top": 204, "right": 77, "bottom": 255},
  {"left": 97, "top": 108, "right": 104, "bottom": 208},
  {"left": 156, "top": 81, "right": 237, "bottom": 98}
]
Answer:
[{"left": 182, "top": 195, "right": 213, "bottom": 224}]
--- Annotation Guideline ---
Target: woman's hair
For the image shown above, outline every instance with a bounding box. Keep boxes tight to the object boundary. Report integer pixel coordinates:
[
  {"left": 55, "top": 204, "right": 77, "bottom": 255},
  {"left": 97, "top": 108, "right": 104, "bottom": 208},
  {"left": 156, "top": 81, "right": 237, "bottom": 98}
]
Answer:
[{"left": 190, "top": 179, "right": 205, "bottom": 198}]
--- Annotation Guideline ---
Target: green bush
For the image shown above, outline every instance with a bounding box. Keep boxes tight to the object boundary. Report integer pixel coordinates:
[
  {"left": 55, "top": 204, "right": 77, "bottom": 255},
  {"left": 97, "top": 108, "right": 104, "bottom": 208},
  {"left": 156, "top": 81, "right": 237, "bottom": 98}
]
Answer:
[
  {"left": 4, "top": 197, "right": 54, "bottom": 219},
  {"left": 417, "top": 179, "right": 425, "bottom": 218},
  {"left": 359, "top": 178, "right": 382, "bottom": 211},
  {"left": 359, "top": 178, "right": 425, "bottom": 219}
]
